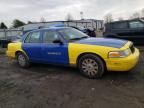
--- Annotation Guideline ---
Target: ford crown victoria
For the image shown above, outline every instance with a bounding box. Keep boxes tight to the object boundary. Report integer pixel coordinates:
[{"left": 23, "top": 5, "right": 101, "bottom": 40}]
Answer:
[{"left": 6, "top": 27, "right": 140, "bottom": 78}]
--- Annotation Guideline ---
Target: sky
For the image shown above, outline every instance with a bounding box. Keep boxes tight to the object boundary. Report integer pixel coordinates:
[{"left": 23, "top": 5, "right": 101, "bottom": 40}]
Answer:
[{"left": 0, "top": 0, "right": 144, "bottom": 26}]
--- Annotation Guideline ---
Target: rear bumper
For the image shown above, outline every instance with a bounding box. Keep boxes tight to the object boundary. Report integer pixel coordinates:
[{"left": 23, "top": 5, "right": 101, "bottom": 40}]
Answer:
[{"left": 105, "top": 48, "right": 140, "bottom": 72}]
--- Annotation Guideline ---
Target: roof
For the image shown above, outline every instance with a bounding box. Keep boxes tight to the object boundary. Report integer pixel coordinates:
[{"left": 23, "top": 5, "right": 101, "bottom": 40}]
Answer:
[{"left": 25, "top": 27, "right": 70, "bottom": 32}]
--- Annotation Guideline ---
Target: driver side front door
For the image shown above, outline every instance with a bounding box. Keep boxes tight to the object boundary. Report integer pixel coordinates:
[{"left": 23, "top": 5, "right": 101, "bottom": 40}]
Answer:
[{"left": 41, "top": 30, "right": 69, "bottom": 65}]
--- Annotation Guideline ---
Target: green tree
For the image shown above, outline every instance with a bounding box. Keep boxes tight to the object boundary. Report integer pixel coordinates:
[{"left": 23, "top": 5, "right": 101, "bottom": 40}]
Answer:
[
  {"left": 0, "top": 22, "right": 7, "bottom": 29},
  {"left": 12, "top": 19, "right": 25, "bottom": 28}
]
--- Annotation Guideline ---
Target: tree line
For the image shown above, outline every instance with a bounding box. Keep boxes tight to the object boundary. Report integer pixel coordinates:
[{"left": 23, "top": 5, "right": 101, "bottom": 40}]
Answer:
[
  {"left": 1, "top": 9, "right": 144, "bottom": 29},
  {"left": 0, "top": 19, "right": 26, "bottom": 29},
  {"left": 0, "top": 14, "right": 72, "bottom": 29},
  {"left": 0, "top": 13, "right": 75, "bottom": 29}
]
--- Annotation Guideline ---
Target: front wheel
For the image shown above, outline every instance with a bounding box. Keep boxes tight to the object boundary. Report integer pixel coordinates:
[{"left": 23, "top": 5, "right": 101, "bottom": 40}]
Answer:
[
  {"left": 78, "top": 54, "right": 105, "bottom": 79},
  {"left": 16, "top": 52, "right": 30, "bottom": 68}
]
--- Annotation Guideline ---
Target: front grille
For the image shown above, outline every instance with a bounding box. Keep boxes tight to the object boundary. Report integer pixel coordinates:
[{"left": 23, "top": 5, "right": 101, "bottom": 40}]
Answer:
[{"left": 130, "top": 44, "right": 135, "bottom": 53}]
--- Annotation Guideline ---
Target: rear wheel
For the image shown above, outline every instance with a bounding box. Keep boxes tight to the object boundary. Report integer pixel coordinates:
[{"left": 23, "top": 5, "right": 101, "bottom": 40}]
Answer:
[
  {"left": 16, "top": 52, "right": 30, "bottom": 68},
  {"left": 78, "top": 54, "right": 105, "bottom": 79}
]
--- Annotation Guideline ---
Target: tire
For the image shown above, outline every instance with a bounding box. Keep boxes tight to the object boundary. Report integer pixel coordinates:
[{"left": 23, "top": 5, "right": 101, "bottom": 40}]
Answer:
[
  {"left": 16, "top": 52, "right": 30, "bottom": 68},
  {"left": 78, "top": 54, "right": 105, "bottom": 79}
]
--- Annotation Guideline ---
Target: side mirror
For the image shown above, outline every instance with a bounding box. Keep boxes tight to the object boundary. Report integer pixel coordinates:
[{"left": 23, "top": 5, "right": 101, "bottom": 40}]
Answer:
[{"left": 53, "top": 39, "right": 63, "bottom": 45}]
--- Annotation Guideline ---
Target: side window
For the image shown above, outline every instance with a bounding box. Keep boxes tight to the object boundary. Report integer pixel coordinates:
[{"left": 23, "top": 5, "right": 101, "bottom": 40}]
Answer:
[
  {"left": 25, "top": 32, "right": 40, "bottom": 43},
  {"left": 43, "top": 31, "right": 59, "bottom": 43},
  {"left": 112, "top": 22, "right": 128, "bottom": 29},
  {"left": 129, "top": 21, "right": 144, "bottom": 28},
  {"left": 25, "top": 33, "right": 31, "bottom": 43}
]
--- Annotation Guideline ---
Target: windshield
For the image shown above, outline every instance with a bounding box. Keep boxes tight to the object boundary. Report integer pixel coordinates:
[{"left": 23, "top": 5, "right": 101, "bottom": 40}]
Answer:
[{"left": 58, "top": 28, "right": 88, "bottom": 42}]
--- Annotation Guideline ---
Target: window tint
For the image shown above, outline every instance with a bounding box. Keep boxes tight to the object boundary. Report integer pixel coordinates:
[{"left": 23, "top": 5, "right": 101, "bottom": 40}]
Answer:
[
  {"left": 112, "top": 22, "right": 128, "bottom": 29},
  {"left": 25, "top": 32, "right": 40, "bottom": 43},
  {"left": 43, "top": 31, "right": 59, "bottom": 43},
  {"left": 129, "top": 21, "right": 144, "bottom": 28}
]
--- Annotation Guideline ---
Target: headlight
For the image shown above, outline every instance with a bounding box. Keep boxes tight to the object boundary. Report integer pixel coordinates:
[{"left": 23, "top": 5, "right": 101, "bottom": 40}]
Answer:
[{"left": 108, "top": 49, "right": 131, "bottom": 58}]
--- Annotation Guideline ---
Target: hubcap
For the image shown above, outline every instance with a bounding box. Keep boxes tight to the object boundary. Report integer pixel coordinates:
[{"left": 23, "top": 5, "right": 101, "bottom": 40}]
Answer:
[
  {"left": 18, "top": 55, "right": 26, "bottom": 66},
  {"left": 81, "top": 59, "right": 98, "bottom": 76}
]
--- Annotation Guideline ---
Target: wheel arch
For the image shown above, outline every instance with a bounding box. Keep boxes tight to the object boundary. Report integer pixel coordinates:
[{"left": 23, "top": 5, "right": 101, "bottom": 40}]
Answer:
[
  {"left": 76, "top": 52, "right": 106, "bottom": 70},
  {"left": 15, "top": 50, "right": 29, "bottom": 59}
]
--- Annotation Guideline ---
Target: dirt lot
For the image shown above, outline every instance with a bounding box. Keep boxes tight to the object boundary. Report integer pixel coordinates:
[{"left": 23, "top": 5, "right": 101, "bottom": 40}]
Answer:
[{"left": 0, "top": 48, "right": 144, "bottom": 108}]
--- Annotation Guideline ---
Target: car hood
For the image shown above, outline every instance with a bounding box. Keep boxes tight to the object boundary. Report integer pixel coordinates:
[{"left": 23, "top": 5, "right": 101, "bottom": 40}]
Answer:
[{"left": 74, "top": 38, "right": 128, "bottom": 48}]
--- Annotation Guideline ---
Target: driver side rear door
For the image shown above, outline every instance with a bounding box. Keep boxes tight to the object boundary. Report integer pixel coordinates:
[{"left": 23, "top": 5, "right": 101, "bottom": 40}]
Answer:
[{"left": 22, "top": 31, "right": 42, "bottom": 62}]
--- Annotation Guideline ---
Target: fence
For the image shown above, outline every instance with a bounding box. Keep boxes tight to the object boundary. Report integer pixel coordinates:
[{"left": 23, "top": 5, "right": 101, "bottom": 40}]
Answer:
[
  {"left": 0, "top": 29, "right": 23, "bottom": 39},
  {"left": 18, "top": 20, "right": 104, "bottom": 31}
]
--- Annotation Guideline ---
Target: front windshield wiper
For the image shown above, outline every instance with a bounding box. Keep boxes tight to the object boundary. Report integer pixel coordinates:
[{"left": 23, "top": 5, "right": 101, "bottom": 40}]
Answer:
[
  {"left": 81, "top": 36, "right": 89, "bottom": 39},
  {"left": 70, "top": 36, "right": 88, "bottom": 41}
]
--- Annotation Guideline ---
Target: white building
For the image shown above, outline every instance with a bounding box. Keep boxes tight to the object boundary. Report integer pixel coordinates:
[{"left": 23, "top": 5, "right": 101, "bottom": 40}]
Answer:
[{"left": 18, "top": 19, "right": 104, "bottom": 31}]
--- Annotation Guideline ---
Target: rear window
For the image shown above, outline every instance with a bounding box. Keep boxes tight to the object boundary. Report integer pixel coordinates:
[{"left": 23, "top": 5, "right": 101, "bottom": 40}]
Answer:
[{"left": 112, "top": 22, "right": 128, "bottom": 29}]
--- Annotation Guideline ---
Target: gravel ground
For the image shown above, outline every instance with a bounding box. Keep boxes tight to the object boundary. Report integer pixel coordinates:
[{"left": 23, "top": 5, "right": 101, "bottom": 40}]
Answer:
[{"left": 0, "top": 48, "right": 144, "bottom": 108}]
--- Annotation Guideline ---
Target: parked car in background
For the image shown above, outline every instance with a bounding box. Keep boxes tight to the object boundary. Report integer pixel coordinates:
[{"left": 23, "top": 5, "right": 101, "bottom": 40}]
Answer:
[
  {"left": 7, "top": 27, "right": 139, "bottom": 79},
  {"left": 103, "top": 19, "right": 144, "bottom": 45},
  {"left": 70, "top": 26, "right": 88, "bottom": 34},
  {"left": 70, "top": 26, "right": 96, "bottom": 37},
  {"left": 0, "top": 36, "right": 21, "bottom": 48}
]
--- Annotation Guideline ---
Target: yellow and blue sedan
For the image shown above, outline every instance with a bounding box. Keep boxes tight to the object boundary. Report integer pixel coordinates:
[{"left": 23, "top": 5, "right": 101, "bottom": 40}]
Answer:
[{"left": 6, "top": 27, "right": 140, "bottom": 78}]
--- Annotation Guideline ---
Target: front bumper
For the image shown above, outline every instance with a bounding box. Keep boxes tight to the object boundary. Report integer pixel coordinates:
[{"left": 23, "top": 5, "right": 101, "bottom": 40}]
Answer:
[{"left": 105, "top": 48, "right": 140, "bottom": 72}]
